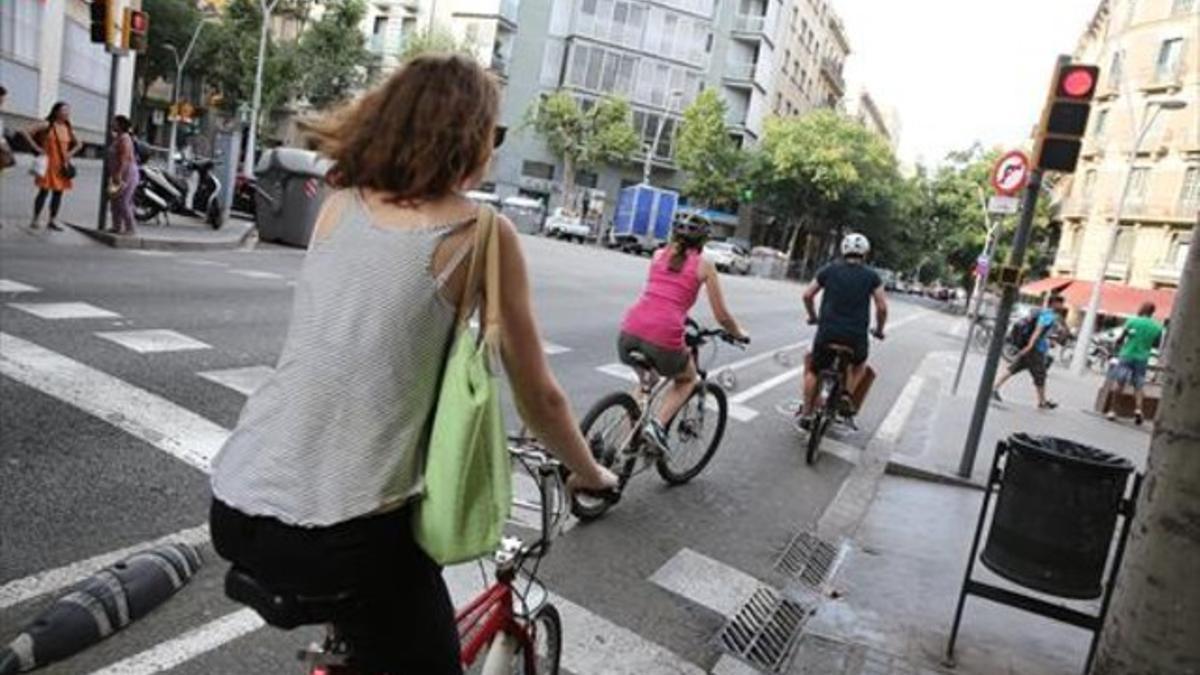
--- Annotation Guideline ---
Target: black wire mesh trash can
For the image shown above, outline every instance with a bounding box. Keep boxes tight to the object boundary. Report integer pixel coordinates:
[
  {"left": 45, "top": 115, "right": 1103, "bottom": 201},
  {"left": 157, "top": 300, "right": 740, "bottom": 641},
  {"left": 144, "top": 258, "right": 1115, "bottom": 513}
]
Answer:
[
  {"left": 945, "top": 434, "right": 1140, "bottom": 672},
  {"left": 980, "top": 434, "right": 1133, "bottom": 599}
]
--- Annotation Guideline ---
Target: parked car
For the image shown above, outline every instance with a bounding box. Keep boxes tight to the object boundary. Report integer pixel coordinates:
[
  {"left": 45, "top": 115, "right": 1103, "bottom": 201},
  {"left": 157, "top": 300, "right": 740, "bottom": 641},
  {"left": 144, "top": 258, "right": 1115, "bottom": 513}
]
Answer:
[
  {"left": 543, "top": 208, "right": 591, "bottom": 243},
  {"left": 703, "top": 240, "right": 751, "bottom": 275}
]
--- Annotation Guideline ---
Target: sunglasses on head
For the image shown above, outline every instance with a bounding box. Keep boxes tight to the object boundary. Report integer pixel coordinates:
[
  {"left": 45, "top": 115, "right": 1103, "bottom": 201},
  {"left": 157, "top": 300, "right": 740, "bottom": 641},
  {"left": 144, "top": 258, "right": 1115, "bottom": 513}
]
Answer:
[{"left": 494, "top": 126, "right": 507, "bottom": 149}]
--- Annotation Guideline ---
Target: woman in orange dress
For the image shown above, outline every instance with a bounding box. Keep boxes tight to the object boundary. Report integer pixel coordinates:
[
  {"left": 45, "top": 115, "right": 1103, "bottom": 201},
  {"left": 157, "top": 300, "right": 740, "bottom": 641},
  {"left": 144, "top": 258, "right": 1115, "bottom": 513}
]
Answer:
[{"left": 23, "top": 102, "right": 81, "bottom": 231}]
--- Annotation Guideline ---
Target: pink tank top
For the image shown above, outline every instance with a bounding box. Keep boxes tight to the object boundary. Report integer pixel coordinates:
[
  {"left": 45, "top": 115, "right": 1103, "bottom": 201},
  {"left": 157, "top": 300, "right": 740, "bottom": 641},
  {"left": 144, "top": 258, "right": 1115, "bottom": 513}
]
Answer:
[{"left": 621, "top": 249, "right": 704, "bottom": 351}]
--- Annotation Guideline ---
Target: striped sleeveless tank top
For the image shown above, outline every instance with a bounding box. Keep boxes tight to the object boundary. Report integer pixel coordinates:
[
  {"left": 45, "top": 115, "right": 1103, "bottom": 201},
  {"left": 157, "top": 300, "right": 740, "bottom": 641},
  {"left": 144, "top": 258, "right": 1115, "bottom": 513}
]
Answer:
[{"left": 211, "top": 192, "right": 475, "bottom": 527}]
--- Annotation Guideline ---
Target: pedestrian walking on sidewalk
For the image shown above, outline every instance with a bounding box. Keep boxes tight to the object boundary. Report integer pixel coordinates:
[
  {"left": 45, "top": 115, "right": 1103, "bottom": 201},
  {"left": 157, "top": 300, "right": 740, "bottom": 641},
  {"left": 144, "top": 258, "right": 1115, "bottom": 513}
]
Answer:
[
  {"left": 1101, "top": 301, "right": 1163, "bottom": 425},
  {"left": 992, "top": 294, "right": 1066, "bottom": 409},
  {"left": 21, "top": 102, "right": 80, "bottom": 231},
  {"left": 106, "top": 115, "right": 139, "bottom": 235}
]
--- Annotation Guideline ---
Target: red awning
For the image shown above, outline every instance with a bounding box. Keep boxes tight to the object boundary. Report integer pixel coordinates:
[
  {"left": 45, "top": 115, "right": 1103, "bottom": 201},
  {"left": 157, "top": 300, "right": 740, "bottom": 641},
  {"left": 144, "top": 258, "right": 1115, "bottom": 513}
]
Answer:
[
  {"left": 1021, "top": 276, "right": 1075, "bottom": 296},
  {"left": 1059, "top": 282, "right": 1176, "bottom": 320}
]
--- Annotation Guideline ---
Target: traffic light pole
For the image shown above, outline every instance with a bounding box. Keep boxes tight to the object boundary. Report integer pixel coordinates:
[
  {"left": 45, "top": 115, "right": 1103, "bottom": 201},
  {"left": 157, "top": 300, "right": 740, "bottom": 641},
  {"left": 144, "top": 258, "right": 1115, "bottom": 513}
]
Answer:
[
  {"left": 97, "top": 51, "right": 121, "bottom": 232},
  {"left": 957, "top": 169, "right": 1042, "bottom": 479}
]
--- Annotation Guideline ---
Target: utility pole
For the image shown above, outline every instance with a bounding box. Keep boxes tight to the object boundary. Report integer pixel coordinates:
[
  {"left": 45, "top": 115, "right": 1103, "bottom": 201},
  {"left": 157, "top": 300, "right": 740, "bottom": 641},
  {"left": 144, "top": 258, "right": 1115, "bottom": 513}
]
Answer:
[
  {"left": 1070, "top": 99, "right": 1187, "bottom": 374},
  {"left": 165, "top": 19, "right": 212, "bottom": 175},
  {"left": 244, "top": 0, "right": 281, "bottom": 180}
]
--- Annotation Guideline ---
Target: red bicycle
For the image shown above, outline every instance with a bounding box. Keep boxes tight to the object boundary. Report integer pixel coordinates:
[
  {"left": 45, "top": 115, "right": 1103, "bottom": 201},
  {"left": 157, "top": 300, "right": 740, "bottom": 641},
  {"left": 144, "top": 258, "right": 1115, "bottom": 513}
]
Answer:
[{"left": 303, "top": 439, "right": 568, "bottom": 674}]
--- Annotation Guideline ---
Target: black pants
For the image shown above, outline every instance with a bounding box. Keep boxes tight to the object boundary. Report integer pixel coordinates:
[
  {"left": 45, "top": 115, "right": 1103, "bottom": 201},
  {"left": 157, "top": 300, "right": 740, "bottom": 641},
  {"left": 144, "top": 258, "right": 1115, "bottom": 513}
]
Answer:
[
  {"left": 33, "top": 189, "right": 63, "bottom": 220},
  {"left": 210, "top": 499, "right": 462, "bottom": 674}
]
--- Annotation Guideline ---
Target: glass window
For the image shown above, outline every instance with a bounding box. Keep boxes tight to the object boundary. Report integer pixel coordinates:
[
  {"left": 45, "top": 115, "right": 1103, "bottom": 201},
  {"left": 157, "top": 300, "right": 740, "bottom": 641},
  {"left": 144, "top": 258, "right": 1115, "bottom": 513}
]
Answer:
[
  {"left": 61, "top": 20, "right": 110, "bottom": 91},
  {"left": 651, "top": 63, "right": 670, "bottom": 106},
  {"left": 617, "top": 55, "right": 637, "bottom": 96},
  {"left": 601, "top": 51, "right": 620, "bottom": 92},
  {"left": 660, "top": 14, "right": 678, "bottom": 54},
  {"left": 568, "top": 45, "right": 588, "bottom": 86},
  {"left": 1083, "top": 170, "right": 1098, "bottom": 200},
  {"left": 578, "top": 0, "right": 597, "bottom": 34},
  {"left": 577, "top": 170, "right": 599, "bottom": 188},
  {"left": 585, "top": 47, "right": 604, "bottom": 89},
  {"left": 1172, "top": 0, "right": 1195, "bottom": 14},
  {"left": 636, "top": 61, "right": 655, "bottom": 102},
  {"left": 2, "top": 0, "right": 42, "bottom": 63},
  {"left": 1093, "top": 109, "right": 1109, "bottom": 137},
  {"left": 521, "top": 161, "right": 555, "bottom": 180},
  {"left": 1108, "top": 50, "right": 1124, "bottom": 88},
  {"left": 1156, "top": 38, "right": 1183, "bottom": 79},
  {"left": 1168, "top": 230, "right": 1192, "bottom": 268},
  {"left": 1113, "top": 227, "right": 1136, "bottom": 264},
  {"left": 1180, "top": 166, "right": 1200, "bottom": 211},
  {"left": 627, "top": 5, "right": 646, "bottom": 47},
  {"left": 1128, "top": 167, "right": 1150, "bottom": 205},
  {"left": 611, "top": 2, "right": 628, "bottom": 42}
]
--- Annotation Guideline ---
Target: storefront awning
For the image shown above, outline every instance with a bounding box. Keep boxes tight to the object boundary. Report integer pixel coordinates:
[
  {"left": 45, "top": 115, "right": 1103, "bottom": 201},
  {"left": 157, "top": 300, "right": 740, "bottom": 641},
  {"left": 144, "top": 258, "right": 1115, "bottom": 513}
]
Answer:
[
  {"left": 1020, "top": 276, "right": 1075, "bottom": 296},
  {"left": 1059, "top": 282, "right": 1175, "bottom": 321}
]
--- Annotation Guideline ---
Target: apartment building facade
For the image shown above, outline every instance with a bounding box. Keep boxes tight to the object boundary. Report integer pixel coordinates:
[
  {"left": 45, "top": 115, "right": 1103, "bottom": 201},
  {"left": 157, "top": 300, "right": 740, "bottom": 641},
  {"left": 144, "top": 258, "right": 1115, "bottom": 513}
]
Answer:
[
  {"left": 769, "top": 0, "right": 848, "bottom": 118},
  {"left": 1, "top": 0, "right": 138, "bottom": 146},
  {"left": 845, "top": 87, "right": 898, "bottom": 150},
  {"left": 1051, "top": 0, "right": 1199, "bottom": 293}
]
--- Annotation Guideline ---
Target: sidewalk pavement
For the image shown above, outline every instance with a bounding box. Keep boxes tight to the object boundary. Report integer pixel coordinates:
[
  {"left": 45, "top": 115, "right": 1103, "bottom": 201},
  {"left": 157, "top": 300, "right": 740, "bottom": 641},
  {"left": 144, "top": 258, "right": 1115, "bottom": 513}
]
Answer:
[
  {"left": 68, "top": 216, "right": 256, "bottom": 251},
  {"left": 785, "top": 347, "right": 1151, "bottom": 675}
]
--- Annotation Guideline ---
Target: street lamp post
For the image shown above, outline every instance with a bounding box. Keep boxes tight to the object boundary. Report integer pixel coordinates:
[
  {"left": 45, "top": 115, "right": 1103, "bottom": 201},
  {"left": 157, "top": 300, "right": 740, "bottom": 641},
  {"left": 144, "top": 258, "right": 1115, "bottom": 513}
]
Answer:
[
  {"left": 1070, "top": 98, "right": 1186, "bottom": 374},
  {"left": 643, "top": 90, "right": 684, "bottom": 185},
  {"left": 245, "top": 0, "right": 282, "bottom": 180},
  {"left": 165, "top": 19, "right": 213, "bottom": 175}
]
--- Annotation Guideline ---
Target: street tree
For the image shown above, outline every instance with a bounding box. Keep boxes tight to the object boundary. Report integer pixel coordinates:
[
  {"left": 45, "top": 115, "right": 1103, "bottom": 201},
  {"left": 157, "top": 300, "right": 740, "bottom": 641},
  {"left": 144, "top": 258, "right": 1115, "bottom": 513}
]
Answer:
[
  {"left": 295, "top": 0, "right": 376, "bottom": 109},
  {"left": 134, "top": 0, "right": 209, "bottom": 106},
  {"left": 526, "top": 91, "right": 640, "bottom": 209},
  {"left": 201, "top": 0, "right": 300, "bottom": 120},
  {"left": 396, "top": 25, "right": 478, "bottom": 62},
  {"left": 1091, "top": 223, "right": 1200, "bottom": 674},
  {"left": 675, "top": 89, "right": 743, "bottom": 209}
]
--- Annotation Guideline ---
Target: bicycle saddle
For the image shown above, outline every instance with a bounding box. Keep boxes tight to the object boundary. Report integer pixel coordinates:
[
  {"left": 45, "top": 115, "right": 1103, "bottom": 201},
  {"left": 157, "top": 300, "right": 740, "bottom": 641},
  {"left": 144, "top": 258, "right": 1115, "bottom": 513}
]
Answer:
[{"left": 225, "top": 567, "right": 363, "bottom": 629}]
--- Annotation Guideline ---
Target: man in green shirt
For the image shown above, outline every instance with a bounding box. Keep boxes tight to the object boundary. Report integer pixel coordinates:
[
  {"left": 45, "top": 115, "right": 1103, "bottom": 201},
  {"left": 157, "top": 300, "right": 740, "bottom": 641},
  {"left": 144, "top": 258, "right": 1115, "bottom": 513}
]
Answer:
[{"left": 1102, "top": 302, "right": 1164, "bottom": 425}]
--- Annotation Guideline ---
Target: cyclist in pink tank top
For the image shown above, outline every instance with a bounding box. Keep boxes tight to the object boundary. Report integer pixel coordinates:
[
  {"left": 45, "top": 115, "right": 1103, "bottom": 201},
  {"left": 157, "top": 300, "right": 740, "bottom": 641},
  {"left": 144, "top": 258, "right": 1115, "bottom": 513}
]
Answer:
[{"left": 619, "top": 214, "right": 748, "bottom": 447}]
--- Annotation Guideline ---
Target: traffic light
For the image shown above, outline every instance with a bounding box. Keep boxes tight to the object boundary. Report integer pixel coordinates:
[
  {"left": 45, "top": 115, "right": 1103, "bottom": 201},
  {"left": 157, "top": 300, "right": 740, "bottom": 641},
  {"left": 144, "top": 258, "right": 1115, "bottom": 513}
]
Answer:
[
  {"left": 89, "top": 0, "right": 114, "bottom": 46},
  {"left": 1033, "top": 61, "right": 1100, "bottom": 173},
  {"left": 122, "top": 8, "right": 150, "bottom": 54}
]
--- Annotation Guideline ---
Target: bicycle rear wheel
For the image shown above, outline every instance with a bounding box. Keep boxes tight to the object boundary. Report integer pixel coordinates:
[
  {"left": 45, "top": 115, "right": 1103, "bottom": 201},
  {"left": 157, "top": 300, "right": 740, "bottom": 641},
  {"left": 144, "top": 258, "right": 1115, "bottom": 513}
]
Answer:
[
  {"left": 524, "top": 605, "right": 562, "bottom": 674},
  {"left": 656, "top": 381, "right": 727, "bottom": 485},
  {"left": 570, "top": 392, "right": 639, "bottom": 520},
  {"left": 805, "top": 410, "right": 825, "bottom": 465}
]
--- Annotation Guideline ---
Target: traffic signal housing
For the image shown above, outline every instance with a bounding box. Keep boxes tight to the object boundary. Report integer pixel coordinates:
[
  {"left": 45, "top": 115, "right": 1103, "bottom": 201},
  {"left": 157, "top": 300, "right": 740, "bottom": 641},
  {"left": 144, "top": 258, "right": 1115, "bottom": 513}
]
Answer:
[
  {"left": 89, "top": 0, "right": 114, "bottom": 46},
  {"left": 1034, "top": 62, "right": 1100, "bottom": 173},
  {"left": 122, "top": 8, "right": 150, "bottom": 53}
]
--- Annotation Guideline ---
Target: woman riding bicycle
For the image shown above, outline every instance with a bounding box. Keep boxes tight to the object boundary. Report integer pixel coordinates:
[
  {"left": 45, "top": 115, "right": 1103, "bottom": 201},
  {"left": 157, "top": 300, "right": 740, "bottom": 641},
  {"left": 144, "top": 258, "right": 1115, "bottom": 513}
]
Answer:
[
  {"left": 208, "top": 54, "right": 616, "bottom": 675},
  {"left": 618, "top": 214, "right": 749, "bottom": 449}
]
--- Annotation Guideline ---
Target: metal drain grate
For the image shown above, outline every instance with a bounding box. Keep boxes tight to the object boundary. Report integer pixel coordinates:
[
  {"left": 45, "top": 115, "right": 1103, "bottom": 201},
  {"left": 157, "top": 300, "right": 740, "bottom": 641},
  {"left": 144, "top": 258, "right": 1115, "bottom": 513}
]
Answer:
[
  {"left": 775, "top": 532, "right": 839, "bottom": 588},
  {"left": 718, "top": 587, "right": 811, "bottom": 673}
]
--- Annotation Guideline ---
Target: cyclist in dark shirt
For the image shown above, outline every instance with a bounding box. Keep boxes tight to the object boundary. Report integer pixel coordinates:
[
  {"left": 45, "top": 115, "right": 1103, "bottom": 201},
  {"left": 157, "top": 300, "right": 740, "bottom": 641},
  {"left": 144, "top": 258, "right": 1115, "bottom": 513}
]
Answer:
[{"left": 799, "top": 233, "right": 888, "bottom": 428}]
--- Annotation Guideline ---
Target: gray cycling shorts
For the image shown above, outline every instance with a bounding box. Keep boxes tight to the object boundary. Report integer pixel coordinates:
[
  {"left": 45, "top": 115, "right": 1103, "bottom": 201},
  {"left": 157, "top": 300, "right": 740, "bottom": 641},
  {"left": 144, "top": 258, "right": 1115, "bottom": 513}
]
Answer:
[{"left": 618, "top": 332, "right": 690, "bottom": 378}]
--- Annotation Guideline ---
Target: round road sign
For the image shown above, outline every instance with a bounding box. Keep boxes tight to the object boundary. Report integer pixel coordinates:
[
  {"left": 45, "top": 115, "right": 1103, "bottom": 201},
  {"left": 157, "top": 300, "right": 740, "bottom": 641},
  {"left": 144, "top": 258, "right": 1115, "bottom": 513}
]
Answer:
[{"left": 990, "top": 151, "right": 1031, "bottom": 196}]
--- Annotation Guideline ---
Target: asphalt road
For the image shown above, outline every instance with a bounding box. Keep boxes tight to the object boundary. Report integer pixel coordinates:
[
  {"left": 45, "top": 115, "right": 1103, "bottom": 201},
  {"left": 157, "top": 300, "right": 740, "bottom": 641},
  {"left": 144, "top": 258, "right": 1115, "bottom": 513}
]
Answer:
[{"left": 0, "top": 226, "right": 967, "bottom": 674}]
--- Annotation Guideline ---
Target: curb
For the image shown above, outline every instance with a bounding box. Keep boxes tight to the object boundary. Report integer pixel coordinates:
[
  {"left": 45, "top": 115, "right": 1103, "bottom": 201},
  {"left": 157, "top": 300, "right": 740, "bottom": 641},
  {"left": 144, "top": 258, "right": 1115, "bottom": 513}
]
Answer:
[{"left": 68, "top": 223, "right": 257, "bottom": 252}]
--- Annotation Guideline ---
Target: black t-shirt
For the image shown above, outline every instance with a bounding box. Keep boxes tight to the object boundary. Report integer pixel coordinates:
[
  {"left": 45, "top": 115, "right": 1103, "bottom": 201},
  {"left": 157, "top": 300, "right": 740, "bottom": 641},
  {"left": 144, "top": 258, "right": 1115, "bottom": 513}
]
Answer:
[{"left": 815, "top": 261, "right": 881, "bottom": 339}]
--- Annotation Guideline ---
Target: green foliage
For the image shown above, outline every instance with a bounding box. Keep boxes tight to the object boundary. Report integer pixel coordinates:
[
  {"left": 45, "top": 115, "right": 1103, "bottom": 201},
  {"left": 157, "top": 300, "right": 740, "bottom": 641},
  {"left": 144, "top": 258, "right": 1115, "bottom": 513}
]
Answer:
[
  {"left": 526, "top": 91, "right": 640, "bottom": 204},
  {"left": 295, "top": 0, "right": 375, "bottom": 109},
  {"left": 200, "top": 0, "right": 300, "bottom": 118},
  {"left": 397, "top": 25, "right": 478, "bottom": 62},
  {"left": 675, "top": 89, "right": 744, "bottom": 209},
  {"left": 135, "top": 0, "right": 208, "bottom": 100}
]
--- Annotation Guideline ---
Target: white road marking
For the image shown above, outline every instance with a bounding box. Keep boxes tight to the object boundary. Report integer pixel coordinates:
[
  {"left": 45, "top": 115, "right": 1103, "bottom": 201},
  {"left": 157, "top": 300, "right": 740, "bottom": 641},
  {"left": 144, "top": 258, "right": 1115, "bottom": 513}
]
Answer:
[
  {"left": 197, "top": 366, "right": 275, "bottom": 396},
  {"left": 730, "top": 366, "right": 804, "bottom": 405},
  {"left": 0, "top": 525, "right": 211, "bottom": 610},
  {"left": 0, "top": 279, "right": 40, "bottom": 293},
  {"left": 719, "top": 339, "right": 810, "bottom": 372},
  {"left": 96, "top": 329, "right": 212, "bottom": 354},
  {"left": 229, "top": 269, "right": 284, "bottom": 280},
  {"left": 127, "top": 250, "right": 174, "bottom": 257},
  {"left": 180, "top": 259, "right": 229, "bottom": 267},
  {"left": 594, "top": 363, "right": 759, "bottom": 421},
  {"left": 9, "top": 302, "right": 121, "bottom": 320},
  {"left": 0, "top": 333, "right": 228, "bottom": 472},
  {"left": 85, "top": 609, "right": 264, "bottom": 675},
  {"left": 872, "top": 374, "right": 925, "bottom": 447},
  {"left": 649, "top": 548, "right": 760, "bottom": 617},
  {"left": 542, "top": 342, "right": 571, "bottom": 355}
]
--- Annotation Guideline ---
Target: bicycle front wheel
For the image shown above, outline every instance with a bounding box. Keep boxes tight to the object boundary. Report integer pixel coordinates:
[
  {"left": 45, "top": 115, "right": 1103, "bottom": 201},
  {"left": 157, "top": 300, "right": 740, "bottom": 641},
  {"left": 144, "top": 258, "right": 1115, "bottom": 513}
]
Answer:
[
  {"left": 523, "top": 605, "right": 562, "bottom": 675},
  {"left": 656, "top": 381, "right": 727, "bottom": 484},
  {"left": 571, "top": 392, "right": 640, "bottom": 520}
]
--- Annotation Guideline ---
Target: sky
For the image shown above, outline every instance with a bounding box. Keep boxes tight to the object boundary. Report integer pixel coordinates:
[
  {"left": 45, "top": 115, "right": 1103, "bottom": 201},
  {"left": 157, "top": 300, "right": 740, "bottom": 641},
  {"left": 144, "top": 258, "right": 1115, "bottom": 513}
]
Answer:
[{"left": 837, "top": 0, "right": 1101, "bottom": 168}]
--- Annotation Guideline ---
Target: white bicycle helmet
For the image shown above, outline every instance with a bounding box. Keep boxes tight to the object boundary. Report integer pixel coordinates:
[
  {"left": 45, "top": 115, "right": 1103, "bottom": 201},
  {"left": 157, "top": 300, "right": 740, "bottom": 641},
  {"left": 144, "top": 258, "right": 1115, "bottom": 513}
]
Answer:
[{"left": 841, "top": 232, "right": 870, "bottom": 257}]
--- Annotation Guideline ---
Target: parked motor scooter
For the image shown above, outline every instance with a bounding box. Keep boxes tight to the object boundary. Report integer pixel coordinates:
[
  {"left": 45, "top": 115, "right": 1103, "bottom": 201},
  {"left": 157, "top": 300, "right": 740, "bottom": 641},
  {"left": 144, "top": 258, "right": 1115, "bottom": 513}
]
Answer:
[{"left": 134, "top": 158, "right": 224, "bottom": 229}]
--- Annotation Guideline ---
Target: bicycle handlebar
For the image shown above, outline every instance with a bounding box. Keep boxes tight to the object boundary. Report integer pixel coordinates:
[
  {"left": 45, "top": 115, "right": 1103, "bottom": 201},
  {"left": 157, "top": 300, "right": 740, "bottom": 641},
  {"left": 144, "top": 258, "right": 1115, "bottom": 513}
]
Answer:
[{"left": 685, "top": 318, "right": 749, "bottom": 348}]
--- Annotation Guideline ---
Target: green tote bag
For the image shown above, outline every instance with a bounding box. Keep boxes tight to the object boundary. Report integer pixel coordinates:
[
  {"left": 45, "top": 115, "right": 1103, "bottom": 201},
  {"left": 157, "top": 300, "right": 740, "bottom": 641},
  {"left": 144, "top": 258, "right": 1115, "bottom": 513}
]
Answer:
[{"left": 415, "top": 206, "right": 512, "bottom": 565}]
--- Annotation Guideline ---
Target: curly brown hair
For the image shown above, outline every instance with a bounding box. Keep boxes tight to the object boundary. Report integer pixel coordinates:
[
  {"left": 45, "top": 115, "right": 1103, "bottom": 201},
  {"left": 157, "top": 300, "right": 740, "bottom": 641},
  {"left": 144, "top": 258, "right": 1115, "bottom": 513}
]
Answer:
[{"left": 304, "top": 53, "right": 499, "bottom": 203}]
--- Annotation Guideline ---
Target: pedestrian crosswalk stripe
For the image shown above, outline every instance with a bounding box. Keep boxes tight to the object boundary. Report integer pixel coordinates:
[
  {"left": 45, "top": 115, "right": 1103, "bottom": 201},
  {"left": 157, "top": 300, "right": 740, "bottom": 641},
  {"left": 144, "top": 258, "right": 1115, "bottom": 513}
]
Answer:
[
  {"left": 9, "top": 302, "right": 121, "bottom": 320},
  {"left": 0, "top": 333, "right": 227, "bottom": 472},
  {"left": 0, "top": 525, "right": 210, "bottom": 611},
  {"left": 543, "top": 342, "right": 572, "bottom": 355},
  {"left": 180, "top": 259, "right": 229, "bottom": 267},
  {"left": 649, "top": 547, "right": 761, "bottom": 617},
  {"left": 85, "top": 609, "right": 264, "bottom": 675},
  {"left": 0, "top": 279, "right": 40, "bottom": 293},
  {"left": 127, "top": 251, "right": 175, "bottom": 257},
  {"left": 96, "top": 329, "right": 212, "bottom": 354},
  {"left": 229, "top": 269, "right": 284, "bottom": 280},
  {"left": 197, "top": 366, "right": 275, "bottom": 396}
]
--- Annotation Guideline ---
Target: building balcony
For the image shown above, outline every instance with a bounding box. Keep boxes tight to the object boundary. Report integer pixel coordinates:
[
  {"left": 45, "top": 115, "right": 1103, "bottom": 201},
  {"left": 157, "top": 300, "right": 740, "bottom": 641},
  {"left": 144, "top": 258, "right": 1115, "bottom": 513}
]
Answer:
[
  {"left": 1053, "top": 253, "right": 1077, "bottom": 274},
  {"left": 1103, "top": 261, "right": 1130, "bottom": 281},
  {"left": 820, "top": 57, "right": 845, "bottom": 96},
  {"left": 723, "top": 62, "right": 757, "bottom": 86},
  {"left": 731, "top": 14, "right": 772, "bottom": 45},
  {"left": 1149, "top": 261, "right": 1182, "bottom": 286},
  {"left": 1138, "top": 60, "right": 1186, "bottom": 93},
  {"left": 499, "top": 0, "right": 520, "bottom": 27}
]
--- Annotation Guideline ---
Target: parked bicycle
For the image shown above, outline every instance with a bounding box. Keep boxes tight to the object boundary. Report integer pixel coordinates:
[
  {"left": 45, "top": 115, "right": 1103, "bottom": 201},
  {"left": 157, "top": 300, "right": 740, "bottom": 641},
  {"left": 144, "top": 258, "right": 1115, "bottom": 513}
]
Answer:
[
  {"left": 301, "top": 440, "right": 569, "bottom": 675},
  {"left": 570, "top": 319, "right": 748, "bottom": 520}
]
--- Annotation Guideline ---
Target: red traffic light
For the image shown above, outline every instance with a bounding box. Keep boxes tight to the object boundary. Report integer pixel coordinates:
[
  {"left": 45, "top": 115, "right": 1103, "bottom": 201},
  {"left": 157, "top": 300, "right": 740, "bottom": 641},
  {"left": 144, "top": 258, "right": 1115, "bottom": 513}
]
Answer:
[{"left": 1057, "top": 65, "right": 1098, "bottom": 100}]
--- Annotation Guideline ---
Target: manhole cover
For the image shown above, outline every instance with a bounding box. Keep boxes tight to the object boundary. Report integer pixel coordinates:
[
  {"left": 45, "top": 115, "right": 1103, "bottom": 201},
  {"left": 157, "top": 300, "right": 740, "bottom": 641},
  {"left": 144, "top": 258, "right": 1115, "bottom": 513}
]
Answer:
[
  {"left": 775, "top": 532, "right": 839, "bottom": 589},
  {"left": 717, "top": 587, "right": 811, "bottom": 673}
]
